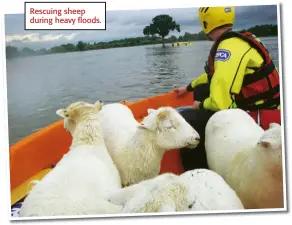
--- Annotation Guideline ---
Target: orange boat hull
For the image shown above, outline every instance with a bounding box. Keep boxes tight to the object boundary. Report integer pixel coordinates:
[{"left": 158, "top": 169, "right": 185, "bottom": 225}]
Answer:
[{"left": 9, "top": 91, "right": 194, "bottom": 205}]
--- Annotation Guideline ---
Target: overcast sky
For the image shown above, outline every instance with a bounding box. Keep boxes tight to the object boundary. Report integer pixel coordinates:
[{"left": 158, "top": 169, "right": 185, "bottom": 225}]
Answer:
[{"left": 5, "top": 5, "right": 278, "bottom": 50}]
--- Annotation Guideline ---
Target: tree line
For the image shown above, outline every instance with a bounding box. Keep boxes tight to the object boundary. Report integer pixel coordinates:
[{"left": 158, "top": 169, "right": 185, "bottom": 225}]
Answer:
[{"left": 6, "top": 23, "right": 278, "bottom": 59}]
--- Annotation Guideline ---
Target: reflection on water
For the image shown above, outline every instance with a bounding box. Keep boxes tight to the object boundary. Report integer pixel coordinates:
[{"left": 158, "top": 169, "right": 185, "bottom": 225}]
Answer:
[{"left": 6, "top": 37, "right": 279, "bottom": 145}]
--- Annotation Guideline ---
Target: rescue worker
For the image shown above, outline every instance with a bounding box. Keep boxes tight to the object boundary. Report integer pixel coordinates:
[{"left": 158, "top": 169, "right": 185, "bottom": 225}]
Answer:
[{"left": 173, "top": 6, "right": 281, "bottom": 172}]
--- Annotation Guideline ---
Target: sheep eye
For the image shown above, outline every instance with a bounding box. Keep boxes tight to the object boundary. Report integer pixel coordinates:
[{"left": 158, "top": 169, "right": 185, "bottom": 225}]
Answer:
[
  {"left": 167, "top": 126, "right": 176, "bottom": 131},
  {"left": 188, "top": 204, "right": 193, "bottom": 209}
]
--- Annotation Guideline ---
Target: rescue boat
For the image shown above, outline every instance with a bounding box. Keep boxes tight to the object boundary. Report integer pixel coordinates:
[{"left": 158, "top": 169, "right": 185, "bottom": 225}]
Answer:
[
  {"left": 171, "top": 41, "right": 193, "bottom": 47},
  {"left": 9, "top": 91, "right": 194, "bottom": 212}
]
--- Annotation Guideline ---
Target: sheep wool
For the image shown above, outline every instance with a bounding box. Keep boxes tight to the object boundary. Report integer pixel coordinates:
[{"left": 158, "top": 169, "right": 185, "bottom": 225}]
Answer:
[
  {"left": 180, "top": 169, "right": 244, "bottom": 211},
  {"left": 19, "top": 101, "right": 122, "bottom": 217},
  {"left": 108, "top": 173, "right": 189, "bottom": 213},
  {"left": 99, "top": 103, "right": 200, "bottom": 186},
  {"left": 205, "top": 108, "right": 264, "bottom": 179},
  {"left": 205, "top": 108, "right": 284, "bottom": 209},
  {"left": 107, "top": 169, "right": 244, "bottom": 213},
  {"left": 225, "top": 123, "right": 284, "bottom": 209}
]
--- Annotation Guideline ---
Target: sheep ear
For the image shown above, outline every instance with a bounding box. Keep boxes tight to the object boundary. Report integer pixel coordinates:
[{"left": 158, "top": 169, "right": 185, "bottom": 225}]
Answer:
[
  {"left": 137, "top": 123, "right": 147, "bottom": 129},
  {"left": 269, "top": 123, "right": 280, "bottom": 129},
  {"left": 57, "top": 108, "right": 77, "bottom": 119},
  {"left": 258, "top": 136, "right": 273, "bottom": 149},
  {"left": 157, "top": 111, "right": 169, "bottom": 121},
  {"left": 157, "top": 111, "right": 174, "bottom": 130},
  {"left": 137, "top": 122, "right": 155, "bottom": 131},
  {"left": 259, "top": 140, "right": 272, "bottom": 149},
  {"left": 94, "top": 100, "right": 104, "bottom": 110},
  {"left": 56, "top": 109, "right": 68, "bottom": 118},
  {"left": 147, "top": 108, "right": 156, "bottom": 115}
]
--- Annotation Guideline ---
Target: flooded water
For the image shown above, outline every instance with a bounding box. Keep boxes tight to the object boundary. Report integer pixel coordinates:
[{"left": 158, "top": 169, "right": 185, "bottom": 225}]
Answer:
[{"left": 6, "top": 37, "right": 279, "bottom": 145}]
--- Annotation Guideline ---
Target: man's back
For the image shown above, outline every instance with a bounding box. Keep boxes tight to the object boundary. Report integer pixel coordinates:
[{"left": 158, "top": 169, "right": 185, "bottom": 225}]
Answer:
[{"left": 213, "top": 36, "right": 265, "bottom": 96}]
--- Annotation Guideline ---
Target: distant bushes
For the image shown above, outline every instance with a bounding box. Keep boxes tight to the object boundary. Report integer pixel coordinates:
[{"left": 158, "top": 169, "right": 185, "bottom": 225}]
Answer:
[
  {"left": 6, "top": 24, "right": 277, "bottom": 58},
  {"left": 238, "top": 24, "right": 278, "bottom": 37}
]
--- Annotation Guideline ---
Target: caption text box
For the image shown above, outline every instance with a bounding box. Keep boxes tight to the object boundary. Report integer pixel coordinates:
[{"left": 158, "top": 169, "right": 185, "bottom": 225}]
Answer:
[{"left": 24, "top": 1, "right": 106, "bottom": 30}]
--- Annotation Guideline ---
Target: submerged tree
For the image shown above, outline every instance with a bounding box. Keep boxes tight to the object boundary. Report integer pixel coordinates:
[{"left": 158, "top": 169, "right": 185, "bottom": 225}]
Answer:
[{"left": 143, "top": 14, "right": 181, "bottom": 48}]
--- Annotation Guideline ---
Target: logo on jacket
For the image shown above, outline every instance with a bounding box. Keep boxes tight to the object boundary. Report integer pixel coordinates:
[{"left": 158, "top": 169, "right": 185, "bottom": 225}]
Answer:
[
  {"left": 225, "top": 7, "right": 232, "bottom": 12},
  {"left": 215, "top": 49, "right": 231, "bottom": 61}
]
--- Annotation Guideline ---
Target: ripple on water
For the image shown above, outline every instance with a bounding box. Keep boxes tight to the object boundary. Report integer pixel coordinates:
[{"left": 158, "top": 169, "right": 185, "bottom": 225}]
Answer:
[{"left": 6, "top": 37, "right": 280, "bottom": 145}]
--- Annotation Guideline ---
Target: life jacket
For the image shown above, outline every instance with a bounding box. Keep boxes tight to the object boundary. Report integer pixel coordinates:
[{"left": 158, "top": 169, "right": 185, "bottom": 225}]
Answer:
[
  {"left": 248, "top": 109, "right": 281, "bottom": 130},
  {"left": 204, "top": 31, "right": 280, "bottom": 112}
]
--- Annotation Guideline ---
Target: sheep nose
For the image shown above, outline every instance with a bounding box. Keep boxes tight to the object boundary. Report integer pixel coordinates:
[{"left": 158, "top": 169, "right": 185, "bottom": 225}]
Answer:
[{"left": 195, "top": 137, "right": 200, "bottom": 141}]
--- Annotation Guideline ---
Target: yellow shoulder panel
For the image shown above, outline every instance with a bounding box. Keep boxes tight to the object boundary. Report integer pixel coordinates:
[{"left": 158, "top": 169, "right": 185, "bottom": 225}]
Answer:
[{"left": 203, "top": 37, "right": 260, "bottom": 111}]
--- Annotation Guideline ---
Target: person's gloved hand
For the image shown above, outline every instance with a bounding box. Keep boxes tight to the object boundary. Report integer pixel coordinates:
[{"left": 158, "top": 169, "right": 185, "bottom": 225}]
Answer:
[
  {"left": 173, "top": 87, "right": 187, "bottom": 97},
  {"left": 192, "top": 100, "right": 201, "bottom": 109}
]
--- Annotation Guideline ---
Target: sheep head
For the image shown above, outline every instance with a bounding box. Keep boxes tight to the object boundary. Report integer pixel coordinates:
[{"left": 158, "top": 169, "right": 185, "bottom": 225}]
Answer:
[
  {"left": 257, "top": 122, "right": 283, "bottom": 172},
  {"left": 258, "top": 123, "right": 282, "bottom": 150},
  {"left": 56, "top": 100, "right": 104, "bottom": 134},
  {"left": 138, "top": 107, "right": 200, "bottom": 150}
]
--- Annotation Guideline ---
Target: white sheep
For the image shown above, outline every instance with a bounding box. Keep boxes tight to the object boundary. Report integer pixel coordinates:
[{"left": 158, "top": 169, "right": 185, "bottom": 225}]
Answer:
[
  {"left": 205, "top": 108, "right": 284, "bottom": 209},
  {"left": 98, "top": 103, "right": 201, "bottom": 186},
  {"left": 19, "top": 101, "right": 123, "bottom": 217},
  {"left": 107, "top": 169, "right": 244, "bottom": 213},
  {"left": 205, "top": 108, "right": 264, "bottom": 178},
  {"left": 179, "top": 169, "right": 244, "bottom": 211}
]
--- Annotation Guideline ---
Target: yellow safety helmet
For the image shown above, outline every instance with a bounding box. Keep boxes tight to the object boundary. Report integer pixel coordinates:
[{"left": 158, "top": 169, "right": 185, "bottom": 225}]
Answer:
[{"left": 198, "top": 6, "right": 235, "bottom": 34}]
